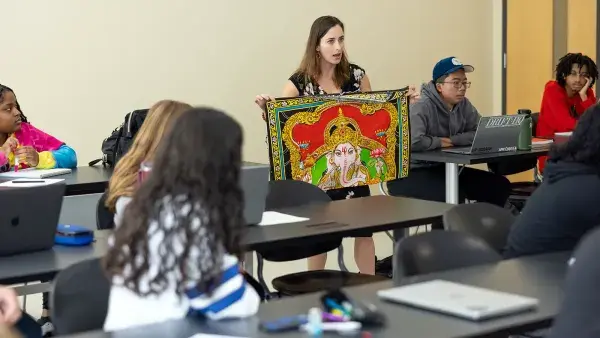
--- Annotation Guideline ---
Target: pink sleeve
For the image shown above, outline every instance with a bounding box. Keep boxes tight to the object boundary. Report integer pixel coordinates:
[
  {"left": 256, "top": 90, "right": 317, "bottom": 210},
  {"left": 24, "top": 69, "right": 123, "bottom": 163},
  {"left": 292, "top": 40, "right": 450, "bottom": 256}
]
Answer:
[{"left": 16, "top": 123, "right": 64, "bottom": 152}]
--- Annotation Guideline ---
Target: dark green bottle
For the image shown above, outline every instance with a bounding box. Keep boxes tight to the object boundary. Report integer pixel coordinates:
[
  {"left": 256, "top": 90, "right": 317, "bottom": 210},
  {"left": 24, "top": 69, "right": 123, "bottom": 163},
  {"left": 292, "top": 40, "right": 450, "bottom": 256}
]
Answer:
[{"left": 517, "top": 109, "right": 532, "bottom": 151}]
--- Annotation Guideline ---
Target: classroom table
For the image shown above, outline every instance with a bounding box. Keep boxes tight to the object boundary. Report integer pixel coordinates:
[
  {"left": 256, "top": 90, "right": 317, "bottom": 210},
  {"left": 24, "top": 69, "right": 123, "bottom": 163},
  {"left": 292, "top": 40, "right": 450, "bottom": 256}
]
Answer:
[
  {"left": 2, "top": 196, "right": 451, "bottom": 294},
  {"left": 58, "top": 252, "right": 571, "bottom": 338},
  {"left": 411, "top": 148, "right": 549, "bottom": 204}
]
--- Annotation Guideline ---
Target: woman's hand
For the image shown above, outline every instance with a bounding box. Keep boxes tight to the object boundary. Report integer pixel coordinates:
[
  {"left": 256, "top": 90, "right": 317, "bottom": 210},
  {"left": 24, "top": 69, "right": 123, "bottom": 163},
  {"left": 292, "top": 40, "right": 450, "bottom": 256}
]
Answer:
[
  {"left": 0, "top": 287, "right": 21, "bottom": 325},
  {"left": 0, "top": 138, "right": 17, "bottom": 157},
  {"left": 254, "top": 94, "right": 274, "bottom": 121},
  {"left": 408, "top": 85, "right": 421, "bottom": 104},
  {"left": 579, "top": 77, "right": 592, "bottom": 101},
  {"left": 15, "top": 146, "right": 39, "bottom": 167}
]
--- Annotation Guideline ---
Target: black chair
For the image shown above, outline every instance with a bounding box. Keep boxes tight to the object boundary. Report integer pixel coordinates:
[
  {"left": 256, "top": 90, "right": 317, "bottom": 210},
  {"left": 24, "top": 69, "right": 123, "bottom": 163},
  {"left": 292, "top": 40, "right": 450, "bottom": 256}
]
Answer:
[
  {"left": 443, "top": 202, "right": 515, "bottom": 254},
  {"left": 487, "top": 112, "right": 541, "bottom": 210},
  {"left": 393, "top": 231, "right": 502, "bottom": 278},
  {"left": 546, "top": 227, "right": 600, "bottom": 338},
  {"left": 51, "top": 258, "right": 111, "bottom": 335},
  {"left": 96, "top": 192, "right": 115, "bottom": 230},
  {"left": 257, "top": 180, "right": 387, "bottom": 297}
]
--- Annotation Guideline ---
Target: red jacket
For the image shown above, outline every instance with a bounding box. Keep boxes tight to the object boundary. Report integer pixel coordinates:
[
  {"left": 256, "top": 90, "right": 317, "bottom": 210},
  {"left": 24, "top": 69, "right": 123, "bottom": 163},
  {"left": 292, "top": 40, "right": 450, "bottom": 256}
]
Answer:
[{"left": 537, "top": 80, "right": 596, "bottom": 173}]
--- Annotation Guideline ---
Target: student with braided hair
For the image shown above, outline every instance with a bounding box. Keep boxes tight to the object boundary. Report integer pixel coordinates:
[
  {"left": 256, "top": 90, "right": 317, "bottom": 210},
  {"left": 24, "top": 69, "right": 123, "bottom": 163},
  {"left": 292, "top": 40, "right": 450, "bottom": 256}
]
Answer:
[
  {"left": 0, "top": 84, "right": 77, "bottom": 173},
  {"left": 0, "top": 84, "right": 77, "bottom": 336},
  {"left": 537, "top": 53, "right": 598, "bottom": 175}
]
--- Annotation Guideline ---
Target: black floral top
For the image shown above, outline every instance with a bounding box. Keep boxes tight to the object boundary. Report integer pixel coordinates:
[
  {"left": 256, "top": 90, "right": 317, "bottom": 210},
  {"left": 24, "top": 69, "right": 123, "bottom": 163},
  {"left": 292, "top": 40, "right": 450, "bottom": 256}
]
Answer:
[
  {"left": 288, "top": 63, "right": 371, "bottom": 201},
  {"left": 289, "top": 63, "right": 366, "bottom": 96}
]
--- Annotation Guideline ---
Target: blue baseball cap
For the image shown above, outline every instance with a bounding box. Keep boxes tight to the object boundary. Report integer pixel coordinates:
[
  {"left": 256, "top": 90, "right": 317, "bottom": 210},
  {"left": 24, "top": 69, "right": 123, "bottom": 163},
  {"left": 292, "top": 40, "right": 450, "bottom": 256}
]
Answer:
[{"left": 432, "top": 57, "right": 475, "bottom": 81}]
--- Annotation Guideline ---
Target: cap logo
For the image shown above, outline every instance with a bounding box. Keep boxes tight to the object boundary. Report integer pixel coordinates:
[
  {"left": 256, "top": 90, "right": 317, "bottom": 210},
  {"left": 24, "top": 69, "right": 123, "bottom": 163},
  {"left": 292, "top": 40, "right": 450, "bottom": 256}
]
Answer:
[{"left": 451, "top": 58, "right": 463, "bottom": 66}]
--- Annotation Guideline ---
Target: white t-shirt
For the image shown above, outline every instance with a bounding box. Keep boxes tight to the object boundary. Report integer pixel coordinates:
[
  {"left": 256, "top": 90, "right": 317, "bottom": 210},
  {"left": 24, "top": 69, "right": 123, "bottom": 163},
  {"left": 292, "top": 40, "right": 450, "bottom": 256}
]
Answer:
[{"left": 103, "top": 196, "right": 260, "bottom": 331}]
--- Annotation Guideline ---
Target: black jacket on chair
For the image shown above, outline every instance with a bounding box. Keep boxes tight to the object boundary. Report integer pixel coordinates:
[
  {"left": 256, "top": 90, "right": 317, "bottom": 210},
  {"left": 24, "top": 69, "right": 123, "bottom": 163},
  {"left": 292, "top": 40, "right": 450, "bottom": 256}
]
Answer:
[{"left": 504, "top": 161, "right": 600, "bottom": 258}]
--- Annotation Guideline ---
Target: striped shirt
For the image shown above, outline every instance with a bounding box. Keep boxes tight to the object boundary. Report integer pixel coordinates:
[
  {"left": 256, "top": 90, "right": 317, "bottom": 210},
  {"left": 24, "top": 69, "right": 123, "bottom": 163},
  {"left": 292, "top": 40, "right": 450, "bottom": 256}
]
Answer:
[{"left": 103, "top": 196, "right": 259, "bottom": 331}]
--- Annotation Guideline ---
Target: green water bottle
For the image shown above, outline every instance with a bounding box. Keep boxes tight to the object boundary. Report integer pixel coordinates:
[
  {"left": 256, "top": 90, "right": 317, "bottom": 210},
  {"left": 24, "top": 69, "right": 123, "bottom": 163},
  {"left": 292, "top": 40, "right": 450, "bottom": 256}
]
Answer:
[{"left": 517, "top": 109, "right": 532, "bottom": 151}]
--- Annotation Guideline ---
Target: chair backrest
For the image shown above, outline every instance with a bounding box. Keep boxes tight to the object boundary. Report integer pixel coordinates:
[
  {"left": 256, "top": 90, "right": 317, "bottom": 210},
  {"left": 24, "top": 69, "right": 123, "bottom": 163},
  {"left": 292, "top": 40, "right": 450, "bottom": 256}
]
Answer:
[
  {"left": 96, "top": 192, "right": 115, "bottom": 230},
  {"left": 394, "top": 231, "right": 502, "bottom": 278},
  {"left": 531, "top": 112, "right": 540, "bottom": 137},
  {"left": 443, "top": 202, "right": 515, "bottom": 253},
  {"left": 546, "top": 227, "right": 600, "bottom": 338},
  {"left": 51, "top": 258, "right": 111, "bottom": 335},
  {"left": 259, "top": 180, "right": 342, "bottom": 262},
  {"left": 265, "top": 180, "right": 332, "bottom": 210}
]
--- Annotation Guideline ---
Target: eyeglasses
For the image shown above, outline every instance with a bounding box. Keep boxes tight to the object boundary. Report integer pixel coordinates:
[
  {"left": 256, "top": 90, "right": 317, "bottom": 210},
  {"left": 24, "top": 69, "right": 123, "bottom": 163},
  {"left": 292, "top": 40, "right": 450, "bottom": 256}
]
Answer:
[{"left": 443, "top": 81, "right": 471, "bottom": 89}]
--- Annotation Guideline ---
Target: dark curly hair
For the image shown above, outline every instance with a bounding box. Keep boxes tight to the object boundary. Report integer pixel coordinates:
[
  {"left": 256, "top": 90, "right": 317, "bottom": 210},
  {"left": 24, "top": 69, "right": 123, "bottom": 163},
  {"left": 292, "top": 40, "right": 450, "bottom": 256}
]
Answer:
[
  {"left": 0, "top": 84, "right": 28, "bottom": 123},
  {"left": 103, "top": 107, "right": 245, "bottom": 297},
  {"left": 548, "top": 103, "right": 600, "bottom": 170},
  {"left": 555, "top": 53, "right": 598, "bottom": 88}
]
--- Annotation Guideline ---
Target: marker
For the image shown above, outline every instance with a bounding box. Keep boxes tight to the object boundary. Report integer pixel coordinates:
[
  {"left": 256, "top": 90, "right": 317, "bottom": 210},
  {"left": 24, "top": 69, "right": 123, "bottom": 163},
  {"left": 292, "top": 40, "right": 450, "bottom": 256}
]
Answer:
[
  {"left": 324, "top": 298, "right": 352, "bottom": 317},
  {"left": 12, "top": 180, "right": 45, "bottom": 184}
]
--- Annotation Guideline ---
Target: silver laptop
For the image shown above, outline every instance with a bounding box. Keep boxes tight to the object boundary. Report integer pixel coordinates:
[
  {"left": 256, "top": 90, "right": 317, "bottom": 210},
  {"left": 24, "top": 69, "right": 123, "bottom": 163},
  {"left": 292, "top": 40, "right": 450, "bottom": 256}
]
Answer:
[
  {"left": 443, "top": 115, "right": 523, "bottom": 155},
  {"left": 240, "top": 164, "right": 269, "bottom": 225},
  {"left": 0, "top": 182, "right": 65, "bottom": 256},
  {"left": 377, "top": 280, "right": 539, "bottom": 321}
]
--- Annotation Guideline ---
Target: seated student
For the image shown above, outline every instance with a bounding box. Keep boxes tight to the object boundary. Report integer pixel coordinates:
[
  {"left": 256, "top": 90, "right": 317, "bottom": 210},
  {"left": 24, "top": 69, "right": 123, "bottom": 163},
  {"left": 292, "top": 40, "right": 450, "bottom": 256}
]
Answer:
[
  {"left": 537, "top": 53, "right": 598, "bottom": 175},
  {"left": 504, "top": 105, "right": 600, "bottom": 259},
  {"left": 386, "top": 57, "right": 510, "bottom": 213},
  {"left": 0, "top": 84, "right": 76, "bottom": 172},
  {"left": 105, "top": 100, "right": 192, "bottom": 225},
  {"left": 0, "top": 84, "right": 77, "bottom": 337},
  {"left": 0, "top": 286, "right": 42, "bottom": 337},
  {"left": 102, "top": 107, "right": 260, "bottom": 331}
]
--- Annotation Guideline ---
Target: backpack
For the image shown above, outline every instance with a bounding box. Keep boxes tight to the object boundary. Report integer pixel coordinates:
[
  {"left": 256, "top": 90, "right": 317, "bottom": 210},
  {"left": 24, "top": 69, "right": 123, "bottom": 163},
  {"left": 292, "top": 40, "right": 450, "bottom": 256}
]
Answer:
[{"left": 88, "top": 109, "right": 149, "bottom": 167}]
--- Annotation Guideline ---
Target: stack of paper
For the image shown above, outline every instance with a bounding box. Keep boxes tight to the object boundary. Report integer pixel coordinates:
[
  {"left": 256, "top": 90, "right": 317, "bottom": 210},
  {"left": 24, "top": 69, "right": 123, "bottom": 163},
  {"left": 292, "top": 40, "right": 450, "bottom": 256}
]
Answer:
[
  {"left": 532, "top": 138, "right": 553, "bottom": 150},
  {"left": 0, "top": 179, "right": 65, "bottom": 187},
  {"left": 0, "top": 168, "right": 72, "bottom": 179},
  {"left": 258, "top": 211, "right": 309, "bottom": 226}
]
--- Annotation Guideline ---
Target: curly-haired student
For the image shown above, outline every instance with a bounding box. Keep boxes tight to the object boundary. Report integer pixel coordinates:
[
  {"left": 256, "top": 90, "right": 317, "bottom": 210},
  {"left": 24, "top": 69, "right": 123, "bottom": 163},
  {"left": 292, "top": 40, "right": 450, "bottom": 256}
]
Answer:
[
  {"left": 537, "top": 53, "right": 598, "bottom": 174},
  {"left": 102, "top": 107, "right": 260, "bottom": 331}
]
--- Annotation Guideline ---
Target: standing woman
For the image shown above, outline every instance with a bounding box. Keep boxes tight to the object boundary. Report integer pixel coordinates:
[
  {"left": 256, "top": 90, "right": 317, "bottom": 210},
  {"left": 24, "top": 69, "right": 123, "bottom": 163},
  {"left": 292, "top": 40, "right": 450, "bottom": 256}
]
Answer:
[{"left": 255, "top": 16, "right": 418, "bottom": 275}]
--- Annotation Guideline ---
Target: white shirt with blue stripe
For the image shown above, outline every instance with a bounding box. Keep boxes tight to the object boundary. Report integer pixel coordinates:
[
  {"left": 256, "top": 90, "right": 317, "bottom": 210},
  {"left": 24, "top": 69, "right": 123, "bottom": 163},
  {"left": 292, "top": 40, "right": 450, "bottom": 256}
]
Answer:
[{"left": 103, "top": 196, "right": 260, "bottom": 331}]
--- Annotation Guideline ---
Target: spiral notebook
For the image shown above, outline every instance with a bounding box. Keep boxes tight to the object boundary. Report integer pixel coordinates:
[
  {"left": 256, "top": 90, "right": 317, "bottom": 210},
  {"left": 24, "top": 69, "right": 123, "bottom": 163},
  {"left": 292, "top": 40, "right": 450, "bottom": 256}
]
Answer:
[{"left": 0, "top": 168, "right": 72, "bottom": 179}]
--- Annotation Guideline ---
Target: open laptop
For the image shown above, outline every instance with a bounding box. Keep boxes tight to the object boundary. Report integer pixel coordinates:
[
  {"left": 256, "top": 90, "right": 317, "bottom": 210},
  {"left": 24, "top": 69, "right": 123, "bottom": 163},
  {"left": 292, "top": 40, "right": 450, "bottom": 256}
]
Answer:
[
  {"left": 0, "top": 182, "right": 66, "bottom": 256},
  {"left": 240, "top": 164, "right": 270, "bottom": 225},
  {"left": 442, "top": 115, "right": 523, "bottom": 155},
  {"left": 377, "top": 280, "right": 539, "bottom": 321}
]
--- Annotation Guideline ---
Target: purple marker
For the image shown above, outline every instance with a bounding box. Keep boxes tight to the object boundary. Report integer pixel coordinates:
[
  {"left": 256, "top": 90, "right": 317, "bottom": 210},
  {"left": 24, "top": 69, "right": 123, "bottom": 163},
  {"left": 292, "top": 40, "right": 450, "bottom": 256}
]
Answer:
[{"left": 322, "top": 312, "right": 346, "bottom": 322}]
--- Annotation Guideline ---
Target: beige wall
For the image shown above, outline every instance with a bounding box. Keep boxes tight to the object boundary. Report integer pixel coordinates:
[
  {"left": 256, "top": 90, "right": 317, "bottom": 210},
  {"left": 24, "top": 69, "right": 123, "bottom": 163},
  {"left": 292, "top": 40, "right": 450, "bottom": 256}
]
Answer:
[
  {"left": 1, "top": 0, "right": 499, "bottom": 164},
  {"left": 567, "top": 0, "right": 596, "bottom": 59}
]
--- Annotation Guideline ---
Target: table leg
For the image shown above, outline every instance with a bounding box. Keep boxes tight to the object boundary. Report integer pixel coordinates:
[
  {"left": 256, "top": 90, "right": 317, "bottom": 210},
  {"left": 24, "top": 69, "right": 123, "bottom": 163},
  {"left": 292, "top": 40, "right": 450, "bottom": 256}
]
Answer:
[
  {"left": 445, "top": 163, "right": 460, "bottom": 204},
  {"left": 244, "top": 252, "right": 254, "bottom": 277}
]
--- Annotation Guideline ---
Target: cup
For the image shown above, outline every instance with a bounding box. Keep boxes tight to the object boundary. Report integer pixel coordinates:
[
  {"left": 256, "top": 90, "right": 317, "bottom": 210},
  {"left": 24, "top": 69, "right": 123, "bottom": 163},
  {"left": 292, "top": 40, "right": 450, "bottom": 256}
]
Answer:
[{"left": 554, "top": 132, "right": 572, "bottom": 145}]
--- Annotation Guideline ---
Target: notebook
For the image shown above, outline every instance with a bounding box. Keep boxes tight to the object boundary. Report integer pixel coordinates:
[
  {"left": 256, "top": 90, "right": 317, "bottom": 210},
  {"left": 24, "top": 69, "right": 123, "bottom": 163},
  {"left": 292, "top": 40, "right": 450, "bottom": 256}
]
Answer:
[
  {"left": 0, "top": 168, "right": 72, "bottom": 179},
  {"left": 377, "top": 280, "right": 539, "bottom": 321}
]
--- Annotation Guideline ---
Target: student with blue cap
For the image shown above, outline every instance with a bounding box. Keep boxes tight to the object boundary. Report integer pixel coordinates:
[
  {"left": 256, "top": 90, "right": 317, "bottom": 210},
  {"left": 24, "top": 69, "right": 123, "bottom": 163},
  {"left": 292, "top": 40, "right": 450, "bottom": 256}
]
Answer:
[{"left": 387, "top": 56, "right": 511, "bottom": 219}]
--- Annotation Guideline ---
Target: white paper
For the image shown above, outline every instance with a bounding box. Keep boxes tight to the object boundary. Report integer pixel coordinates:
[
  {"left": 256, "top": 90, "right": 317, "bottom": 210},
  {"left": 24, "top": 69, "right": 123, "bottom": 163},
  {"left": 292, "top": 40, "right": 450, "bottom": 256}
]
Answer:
[
  {"left": 0, "top": 168, "right": 72, "bottom": 179},
  {"left": 258, "top": 211, "right": 309, "bottom": 226},
  {"left": 187, "top": 335, "right": 246, "bottom": 338},
  {"left": 0, "top": 178, "right": 64, "bottom": 187}
]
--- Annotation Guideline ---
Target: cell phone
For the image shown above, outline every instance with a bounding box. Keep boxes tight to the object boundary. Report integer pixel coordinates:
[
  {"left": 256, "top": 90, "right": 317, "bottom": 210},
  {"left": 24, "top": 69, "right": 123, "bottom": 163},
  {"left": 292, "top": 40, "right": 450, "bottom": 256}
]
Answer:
[{"left": 259, "top": 315, "right": 308, "bottom": 333}]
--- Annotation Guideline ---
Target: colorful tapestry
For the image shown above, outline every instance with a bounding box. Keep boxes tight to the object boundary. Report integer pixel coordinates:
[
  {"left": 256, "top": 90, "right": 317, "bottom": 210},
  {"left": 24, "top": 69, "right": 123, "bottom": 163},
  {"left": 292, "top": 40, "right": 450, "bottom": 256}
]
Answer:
[{"left": 265, "top": 88, "right": 410, "bottom": 190}]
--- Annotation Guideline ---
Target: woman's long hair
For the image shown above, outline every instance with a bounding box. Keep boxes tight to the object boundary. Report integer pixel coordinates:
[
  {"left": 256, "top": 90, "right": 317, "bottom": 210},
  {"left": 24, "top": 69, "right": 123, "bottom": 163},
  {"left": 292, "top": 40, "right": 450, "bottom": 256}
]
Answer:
[
  {"left": 103, "top": 107, "right": 245, "bottom": 297},
  {"left": 296, "top": 16, "right": 350, "bottom": 88},
  {"left": 0, "top": 84, "right": 28, "bottom": 123},
  {"left": 105, "top": 100, "right": 192, "bottom": 211}
]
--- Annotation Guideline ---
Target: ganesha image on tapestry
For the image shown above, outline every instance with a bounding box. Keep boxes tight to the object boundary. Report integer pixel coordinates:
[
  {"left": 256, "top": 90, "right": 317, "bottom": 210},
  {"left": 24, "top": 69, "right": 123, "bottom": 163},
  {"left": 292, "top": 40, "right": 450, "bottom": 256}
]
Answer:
[{"left": 265, "top": 89, "right": 410, "bottom": 190}]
